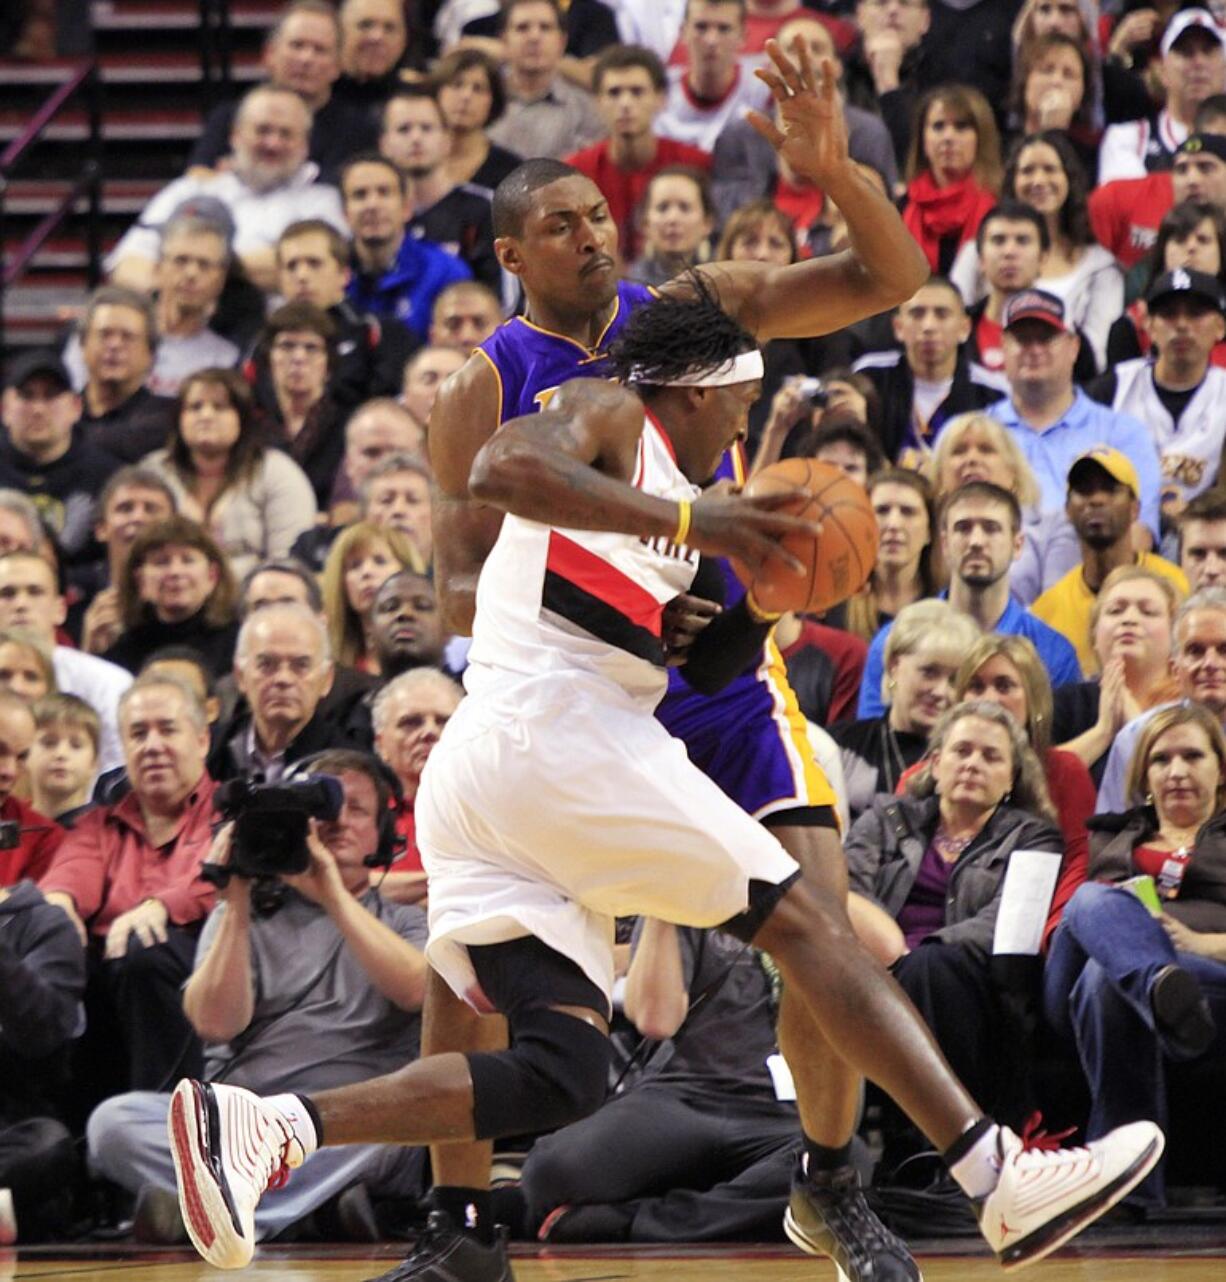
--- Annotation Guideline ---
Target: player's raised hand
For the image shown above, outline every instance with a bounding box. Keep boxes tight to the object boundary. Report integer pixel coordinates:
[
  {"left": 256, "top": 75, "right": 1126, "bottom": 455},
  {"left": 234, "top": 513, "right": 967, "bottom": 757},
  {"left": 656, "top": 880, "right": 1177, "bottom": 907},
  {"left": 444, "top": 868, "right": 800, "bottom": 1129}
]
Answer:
[
  {"left": 686, "top": 488, "right": 820, "bottom": 577},
  {"left": 747, "top": 37, "right": 849, "bottom": 188}
]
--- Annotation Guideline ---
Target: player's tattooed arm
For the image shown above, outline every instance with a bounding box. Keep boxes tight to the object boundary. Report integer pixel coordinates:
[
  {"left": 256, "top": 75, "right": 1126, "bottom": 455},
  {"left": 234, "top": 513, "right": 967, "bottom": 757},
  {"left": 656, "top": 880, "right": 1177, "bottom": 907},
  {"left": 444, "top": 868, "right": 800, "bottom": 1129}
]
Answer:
[
  {"left": 469, "top": 379, "right": 670, "bottom": 533},
  {"left": 471, "top": 381, "right": 820, "bottom": 578}
]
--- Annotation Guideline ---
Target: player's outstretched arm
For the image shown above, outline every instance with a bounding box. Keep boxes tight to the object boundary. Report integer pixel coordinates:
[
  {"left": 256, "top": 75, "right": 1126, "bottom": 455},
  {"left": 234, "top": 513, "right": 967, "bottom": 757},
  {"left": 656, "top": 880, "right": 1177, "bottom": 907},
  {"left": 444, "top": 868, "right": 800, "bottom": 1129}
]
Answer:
[
  {"left": 470, "top": 380, "right": 819, "bottom": 578},
  {"left": 679, "top": 38, "right": 927, "bottom": 341}
]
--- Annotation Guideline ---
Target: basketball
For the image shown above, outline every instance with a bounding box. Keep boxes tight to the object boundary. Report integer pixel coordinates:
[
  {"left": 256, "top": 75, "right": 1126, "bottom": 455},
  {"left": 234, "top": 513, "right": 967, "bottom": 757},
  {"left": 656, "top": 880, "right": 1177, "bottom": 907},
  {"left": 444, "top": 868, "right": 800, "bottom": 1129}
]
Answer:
[{"left": 731, "top": 459, "right": 877, "bottom": 615}]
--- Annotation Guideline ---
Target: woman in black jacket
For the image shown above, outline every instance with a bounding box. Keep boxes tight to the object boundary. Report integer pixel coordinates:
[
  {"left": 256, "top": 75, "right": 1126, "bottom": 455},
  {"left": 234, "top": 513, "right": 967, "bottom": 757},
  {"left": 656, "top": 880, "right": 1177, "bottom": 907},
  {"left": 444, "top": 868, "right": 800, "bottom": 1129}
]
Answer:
[
  {"left": 846, "top": 698, "right": 1063, "bottom": 1164},
  {"left": 105, "top": 515, "right": 239, "bottom": 679}
]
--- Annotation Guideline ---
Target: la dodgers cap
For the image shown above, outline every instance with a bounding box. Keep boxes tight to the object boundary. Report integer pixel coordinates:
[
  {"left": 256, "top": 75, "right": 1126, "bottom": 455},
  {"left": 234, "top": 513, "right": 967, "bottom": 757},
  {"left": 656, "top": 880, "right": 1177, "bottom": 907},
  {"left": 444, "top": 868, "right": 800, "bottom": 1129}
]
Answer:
[{"left": 1146, "top": 266, "right": 1226, "bottom": 312}]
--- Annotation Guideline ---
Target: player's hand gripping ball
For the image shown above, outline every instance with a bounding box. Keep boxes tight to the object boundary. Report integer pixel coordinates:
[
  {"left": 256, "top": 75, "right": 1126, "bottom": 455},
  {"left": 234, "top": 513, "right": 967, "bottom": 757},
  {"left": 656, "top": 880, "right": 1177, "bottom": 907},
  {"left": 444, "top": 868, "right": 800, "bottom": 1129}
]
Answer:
[{"left": 732, "top": 459, "right": 877, "bottom": 614}]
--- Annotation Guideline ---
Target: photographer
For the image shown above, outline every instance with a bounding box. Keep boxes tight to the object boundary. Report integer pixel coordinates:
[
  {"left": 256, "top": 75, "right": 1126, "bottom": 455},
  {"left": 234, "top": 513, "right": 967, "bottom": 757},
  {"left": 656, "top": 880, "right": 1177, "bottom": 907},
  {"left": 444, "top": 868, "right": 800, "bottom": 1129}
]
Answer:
[
  {"left": 86, "top": 750, "right": 429, "bottom": 1245},
  {"left": 39, "top": 673, "right": 217, "bottom": 1105}
]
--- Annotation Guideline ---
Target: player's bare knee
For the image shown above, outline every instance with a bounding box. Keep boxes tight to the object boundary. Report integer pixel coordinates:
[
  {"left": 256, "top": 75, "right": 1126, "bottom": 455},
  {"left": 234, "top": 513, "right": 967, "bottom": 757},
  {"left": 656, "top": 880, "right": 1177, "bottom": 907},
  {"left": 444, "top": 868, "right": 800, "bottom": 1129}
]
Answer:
[{"left": 754, "top": 878, "right": 853, "bottom": 957}]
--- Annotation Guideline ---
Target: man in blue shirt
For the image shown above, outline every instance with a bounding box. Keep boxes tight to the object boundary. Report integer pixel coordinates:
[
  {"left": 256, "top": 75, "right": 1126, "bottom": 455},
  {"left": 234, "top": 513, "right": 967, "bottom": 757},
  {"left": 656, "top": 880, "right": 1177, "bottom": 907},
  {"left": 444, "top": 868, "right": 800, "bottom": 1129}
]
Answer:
[
  {"left": 858, "top": 481, "right": 1081, "bottom": 717},
  {"left": 988, "top": 288, "right": 1163, "bottom": 544},
  {"left": 341, "top": 153, "right": 471, "bottom": 341}
]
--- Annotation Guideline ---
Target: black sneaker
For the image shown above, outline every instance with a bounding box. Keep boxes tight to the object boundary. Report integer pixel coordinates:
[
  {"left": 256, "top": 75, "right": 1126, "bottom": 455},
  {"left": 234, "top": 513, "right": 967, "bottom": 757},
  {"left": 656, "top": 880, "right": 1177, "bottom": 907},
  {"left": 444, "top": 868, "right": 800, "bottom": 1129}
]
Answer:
[
  {"left": 364, "top": 1210, "right": 514, "bottom": 1282},
  {"left": 784, "top": 1160, "right": 923, "bottom": 1282},
  {"left": 1151, "top": 964, "right": 1217, "bottom": 1060},
  {"left": 132, "top": 1183, "right": 187, "bottom": 1246}
]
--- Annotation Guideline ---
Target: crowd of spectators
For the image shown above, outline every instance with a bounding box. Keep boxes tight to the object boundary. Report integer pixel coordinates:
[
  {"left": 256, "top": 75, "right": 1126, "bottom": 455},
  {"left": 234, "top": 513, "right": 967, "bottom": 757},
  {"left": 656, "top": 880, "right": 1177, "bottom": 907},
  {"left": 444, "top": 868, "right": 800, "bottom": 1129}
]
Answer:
[{"left": 4, "top": 0, "right": 1226, "bottom": 1253}]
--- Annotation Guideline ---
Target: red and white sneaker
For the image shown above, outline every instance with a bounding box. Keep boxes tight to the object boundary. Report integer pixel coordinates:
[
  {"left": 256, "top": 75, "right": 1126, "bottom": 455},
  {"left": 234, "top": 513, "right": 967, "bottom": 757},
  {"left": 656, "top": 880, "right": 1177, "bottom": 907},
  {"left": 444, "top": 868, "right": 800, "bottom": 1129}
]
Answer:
[
  {"left": 168, "top": 1079, "right": 305, "bottom": 1269},
  {"left": 980, "top": 1116, "right": 1164, "bottom": 1270}
]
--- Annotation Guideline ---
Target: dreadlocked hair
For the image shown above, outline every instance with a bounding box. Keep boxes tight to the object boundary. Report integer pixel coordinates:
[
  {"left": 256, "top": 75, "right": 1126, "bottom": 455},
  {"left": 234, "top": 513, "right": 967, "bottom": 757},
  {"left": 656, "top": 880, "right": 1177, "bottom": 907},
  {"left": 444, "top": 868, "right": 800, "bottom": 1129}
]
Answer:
[{"left": 607, "top": 271, "right": 757, "bottom": 394}]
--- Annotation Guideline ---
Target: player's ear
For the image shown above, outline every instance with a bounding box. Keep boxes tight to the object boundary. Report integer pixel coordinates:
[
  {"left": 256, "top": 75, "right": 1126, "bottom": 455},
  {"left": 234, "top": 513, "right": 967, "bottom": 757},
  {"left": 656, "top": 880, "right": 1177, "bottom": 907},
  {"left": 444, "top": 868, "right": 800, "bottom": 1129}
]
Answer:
[{"left": 494, "top": 236, "right": 523, "bottom": 277}]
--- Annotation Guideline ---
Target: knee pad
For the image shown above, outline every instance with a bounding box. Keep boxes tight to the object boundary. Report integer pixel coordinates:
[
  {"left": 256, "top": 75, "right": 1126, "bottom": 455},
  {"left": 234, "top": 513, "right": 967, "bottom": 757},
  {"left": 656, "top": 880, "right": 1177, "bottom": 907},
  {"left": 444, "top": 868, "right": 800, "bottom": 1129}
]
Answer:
[{"left": 467, "top": 1006, "right": 612, "bottom": 1141}]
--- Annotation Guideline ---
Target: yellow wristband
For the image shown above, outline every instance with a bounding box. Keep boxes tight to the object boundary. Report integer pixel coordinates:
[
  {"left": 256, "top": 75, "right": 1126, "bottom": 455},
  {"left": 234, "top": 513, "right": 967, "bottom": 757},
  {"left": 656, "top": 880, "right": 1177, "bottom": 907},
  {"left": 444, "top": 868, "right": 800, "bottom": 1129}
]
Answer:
[
  {"left": 674, "top": 498, "right": 692, "bottom": 546},
  {"left": 745, "top": 588, "right": 783, "bottom": 625}
]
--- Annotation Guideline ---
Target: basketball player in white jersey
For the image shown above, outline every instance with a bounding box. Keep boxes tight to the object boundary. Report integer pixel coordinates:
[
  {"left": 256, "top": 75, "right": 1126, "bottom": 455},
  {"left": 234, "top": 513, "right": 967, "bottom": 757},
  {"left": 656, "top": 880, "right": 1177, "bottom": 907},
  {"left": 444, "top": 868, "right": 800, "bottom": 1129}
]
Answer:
[{"left": 165, "top": 287, "right": 1164, "bottom": 1279}]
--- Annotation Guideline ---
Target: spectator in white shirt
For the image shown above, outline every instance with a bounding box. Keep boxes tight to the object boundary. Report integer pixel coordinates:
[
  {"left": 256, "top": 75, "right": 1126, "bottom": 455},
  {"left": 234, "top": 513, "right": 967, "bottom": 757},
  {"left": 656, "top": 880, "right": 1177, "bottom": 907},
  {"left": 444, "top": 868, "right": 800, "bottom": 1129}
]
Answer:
[
  {"left": 0, "top": 551, "right": 131, "bottom": 776},
  {"left": 108, "top": 85, "right": 346, "bottom": 294},
  {"left": 655, "top": 0, "right": 771, "bottom": 152}
]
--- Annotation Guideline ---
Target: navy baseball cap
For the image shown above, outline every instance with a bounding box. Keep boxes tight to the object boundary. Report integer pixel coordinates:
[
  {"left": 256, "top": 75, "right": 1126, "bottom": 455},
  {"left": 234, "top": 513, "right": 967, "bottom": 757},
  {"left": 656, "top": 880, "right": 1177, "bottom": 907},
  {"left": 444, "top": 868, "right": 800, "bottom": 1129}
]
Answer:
[
  {"left": 1002, "top": 289, "right": 1071, "bottom": 333},
  {"left": 1146, "top": 267, "right": 1226, "bottom": 313},
  {"left": 4, "top": 349, "right": 72, "bottom": 392}
]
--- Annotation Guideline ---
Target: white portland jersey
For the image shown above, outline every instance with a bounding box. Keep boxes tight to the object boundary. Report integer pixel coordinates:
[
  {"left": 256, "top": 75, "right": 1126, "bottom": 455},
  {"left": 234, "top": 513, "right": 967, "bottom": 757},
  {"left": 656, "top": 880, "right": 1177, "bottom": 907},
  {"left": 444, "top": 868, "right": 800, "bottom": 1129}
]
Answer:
[
  {"left": 1110, "top": 357, "right": 1226, "bottom": 502},
  {"left": 656, "top": 66, "right": 771, "bottom": 152},
  {"left": 466, "top": 409, "right": 700, "bottom": 708}
]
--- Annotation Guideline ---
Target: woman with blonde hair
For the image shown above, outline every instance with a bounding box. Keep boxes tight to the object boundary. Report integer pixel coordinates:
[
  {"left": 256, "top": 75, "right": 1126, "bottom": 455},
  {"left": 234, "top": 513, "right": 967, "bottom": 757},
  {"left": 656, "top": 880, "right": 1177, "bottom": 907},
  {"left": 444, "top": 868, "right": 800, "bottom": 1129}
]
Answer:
[
  {"left": 1045, "top": 701, "right": 1226, "bottom": 1208},
  {"left": 1055, "top": 564, "right": 1183, "bottom": 780},
  {"left": 846, "top": 699, "right": 1063, "bottom": 1157},
  {"left": 895, "top": 634, "right": 1096, "bottom": 947},
  {"left": 0, "top": 629, "right": 56, "bottom": 703},
  {"left": 931, "top": 412, "right": 1042, "bottom": 511},
  {"left": 831, "top": 599, "right": 980, "bottom": 820},
  {"left": 321, "top": 521, "right": 425, "bottom": 672},
  {"left": 902, "top": 86, "right": 1002, "bottom": 274}
]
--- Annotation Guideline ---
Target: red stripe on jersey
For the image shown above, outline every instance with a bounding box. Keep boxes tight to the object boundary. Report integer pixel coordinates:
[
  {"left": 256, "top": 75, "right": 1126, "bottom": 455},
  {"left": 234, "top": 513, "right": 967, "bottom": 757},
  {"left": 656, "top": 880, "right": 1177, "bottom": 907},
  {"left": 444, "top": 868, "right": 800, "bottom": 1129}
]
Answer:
[{"left": 546, "top": 531, "right": 665, "bottom": 637}]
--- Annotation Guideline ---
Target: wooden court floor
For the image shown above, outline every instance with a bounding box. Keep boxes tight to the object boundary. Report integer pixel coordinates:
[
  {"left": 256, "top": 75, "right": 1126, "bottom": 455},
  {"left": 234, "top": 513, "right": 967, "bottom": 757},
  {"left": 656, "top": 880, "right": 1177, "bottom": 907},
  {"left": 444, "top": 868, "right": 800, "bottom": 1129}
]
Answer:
[{"left": 5, "top": 1226, "right": 1226, "bottom": 1282}]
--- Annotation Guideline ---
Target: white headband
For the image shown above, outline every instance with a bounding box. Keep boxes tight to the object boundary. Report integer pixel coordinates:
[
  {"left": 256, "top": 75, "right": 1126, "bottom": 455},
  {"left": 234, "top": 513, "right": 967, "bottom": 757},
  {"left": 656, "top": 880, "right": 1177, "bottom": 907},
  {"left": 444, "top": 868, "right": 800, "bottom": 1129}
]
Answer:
[{"left": 630, "top": 349, "right": 765, "bottom": 388}]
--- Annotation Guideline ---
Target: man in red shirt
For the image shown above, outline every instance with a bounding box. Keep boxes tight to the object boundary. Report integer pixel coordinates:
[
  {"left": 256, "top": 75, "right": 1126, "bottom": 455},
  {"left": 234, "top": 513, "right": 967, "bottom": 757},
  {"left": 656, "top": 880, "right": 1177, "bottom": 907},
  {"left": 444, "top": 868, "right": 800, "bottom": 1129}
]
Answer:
[
  {"left": 0, "top": 691, "right": 61, "bottom": 887},
  {"left": 41, "top": 672, "right": 217, "bottom": 1100},
  {"left": 1090, "top": 111, "right": 1226, "bottom": 271},
  {"left": 565, "top": 46, "right": 711, "bottom": 261},
  {"left": 965, "top": 202, "right": 1046, "bottom": 375}
]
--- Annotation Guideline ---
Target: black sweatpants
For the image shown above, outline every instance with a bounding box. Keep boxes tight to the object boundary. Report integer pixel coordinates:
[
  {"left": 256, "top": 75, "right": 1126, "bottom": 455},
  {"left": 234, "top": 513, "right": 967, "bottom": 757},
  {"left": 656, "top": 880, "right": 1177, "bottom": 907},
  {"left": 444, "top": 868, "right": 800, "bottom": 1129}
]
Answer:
[{"left": 521, "top": 1083, "right": 800, "bottom": 1240}]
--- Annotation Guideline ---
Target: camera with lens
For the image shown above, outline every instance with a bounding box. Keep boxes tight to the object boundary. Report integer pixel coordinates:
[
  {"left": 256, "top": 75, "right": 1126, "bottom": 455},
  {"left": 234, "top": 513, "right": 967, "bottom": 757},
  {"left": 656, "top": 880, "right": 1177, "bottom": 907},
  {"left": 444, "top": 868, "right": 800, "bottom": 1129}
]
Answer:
[
  {"left": 792, "top": 376, "right": 828, "bottom": 408},
  {"left": 211, "top": 774, "right": 344, "bottom": 880},
  {"left": 0, "top": 820, "right": 19, "bottom": 850}
]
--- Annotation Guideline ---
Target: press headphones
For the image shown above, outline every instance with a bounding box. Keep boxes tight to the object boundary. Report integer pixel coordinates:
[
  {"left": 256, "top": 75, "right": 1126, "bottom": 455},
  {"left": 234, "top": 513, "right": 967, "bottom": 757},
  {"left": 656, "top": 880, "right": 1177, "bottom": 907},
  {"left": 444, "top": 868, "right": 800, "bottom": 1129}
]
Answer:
[{"left": 286, "top": 748, "right": 407, "bottom": 870}]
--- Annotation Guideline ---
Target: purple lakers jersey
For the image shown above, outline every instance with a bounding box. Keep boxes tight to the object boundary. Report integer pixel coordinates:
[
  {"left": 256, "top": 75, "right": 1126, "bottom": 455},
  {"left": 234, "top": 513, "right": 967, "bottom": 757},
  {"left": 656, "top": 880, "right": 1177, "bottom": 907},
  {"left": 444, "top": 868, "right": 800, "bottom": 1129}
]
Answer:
[
  {"left": 476, "top": 280, "right": 656, "bottom": 423},
  {"left": 661, "top": 442, "right": 833, "bottom": 820}
]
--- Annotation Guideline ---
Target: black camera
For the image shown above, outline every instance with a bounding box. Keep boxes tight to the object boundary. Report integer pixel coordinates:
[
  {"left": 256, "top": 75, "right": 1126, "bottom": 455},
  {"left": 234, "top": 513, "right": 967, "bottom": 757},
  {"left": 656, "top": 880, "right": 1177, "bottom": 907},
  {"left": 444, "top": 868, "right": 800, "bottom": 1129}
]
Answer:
[
  {"left": 0, "top": 819, "right": 19, "bottom": 850},
  {"left": 213, "top": 774, "right": 344, "bottom": 879}
]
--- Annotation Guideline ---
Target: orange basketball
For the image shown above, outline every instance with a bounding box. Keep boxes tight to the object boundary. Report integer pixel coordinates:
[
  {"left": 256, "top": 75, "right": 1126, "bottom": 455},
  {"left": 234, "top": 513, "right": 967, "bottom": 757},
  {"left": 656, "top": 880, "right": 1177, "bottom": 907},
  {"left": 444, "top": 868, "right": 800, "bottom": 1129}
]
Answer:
[{"left": 731, "top": 459, "right": 877, "bottom": 614}]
